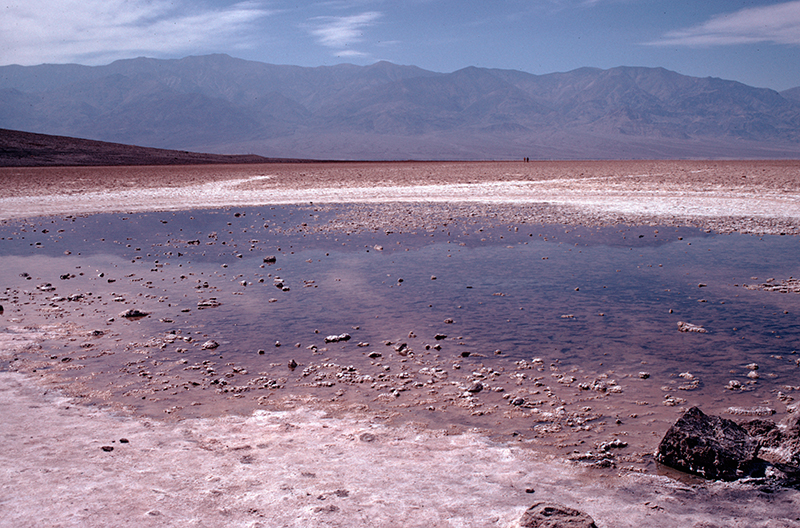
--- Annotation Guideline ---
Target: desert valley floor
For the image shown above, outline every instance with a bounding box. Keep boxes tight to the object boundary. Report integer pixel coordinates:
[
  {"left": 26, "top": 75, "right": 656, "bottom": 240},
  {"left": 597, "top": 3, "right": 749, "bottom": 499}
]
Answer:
[{"left": 2, "top": 160, "right": 800, "bottom": 527}]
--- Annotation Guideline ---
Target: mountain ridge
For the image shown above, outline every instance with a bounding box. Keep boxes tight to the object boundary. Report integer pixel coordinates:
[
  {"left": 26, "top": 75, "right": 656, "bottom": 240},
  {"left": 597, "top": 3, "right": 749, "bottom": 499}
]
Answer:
[{"left": 2, "top": 54, "right": 799, "bottom": 160}]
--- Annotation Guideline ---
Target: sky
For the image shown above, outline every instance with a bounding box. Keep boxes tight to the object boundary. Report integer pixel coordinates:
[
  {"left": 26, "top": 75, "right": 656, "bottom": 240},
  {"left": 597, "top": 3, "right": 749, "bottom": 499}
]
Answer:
[{"left": 2, "top": 0, "right": 800, "bottom": 91}]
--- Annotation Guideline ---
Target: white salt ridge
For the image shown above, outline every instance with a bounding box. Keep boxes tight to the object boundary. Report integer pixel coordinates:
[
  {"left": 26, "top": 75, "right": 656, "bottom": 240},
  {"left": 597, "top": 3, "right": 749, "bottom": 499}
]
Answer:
[{"left": 1, "top": 173, "right": 798, "bottom": 223}]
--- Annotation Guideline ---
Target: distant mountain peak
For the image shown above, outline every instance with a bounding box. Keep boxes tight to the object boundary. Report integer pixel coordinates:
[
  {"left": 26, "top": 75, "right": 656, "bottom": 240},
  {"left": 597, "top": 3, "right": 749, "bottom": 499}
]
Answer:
[{"left": 1, "top": 55, "right": 799, "bottom": 160}]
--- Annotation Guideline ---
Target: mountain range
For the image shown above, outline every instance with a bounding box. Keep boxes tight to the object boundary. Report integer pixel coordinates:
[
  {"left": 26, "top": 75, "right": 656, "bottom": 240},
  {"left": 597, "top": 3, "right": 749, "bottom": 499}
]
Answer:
[{"left": 2, "top": 54, "right": 799, "bottom": 160}]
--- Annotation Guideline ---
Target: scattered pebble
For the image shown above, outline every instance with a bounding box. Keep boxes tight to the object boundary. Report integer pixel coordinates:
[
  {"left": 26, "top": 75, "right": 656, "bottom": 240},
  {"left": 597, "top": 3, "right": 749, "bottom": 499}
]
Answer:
[{"left": 677, "top": 321, "right": 706, "bottom": 333}]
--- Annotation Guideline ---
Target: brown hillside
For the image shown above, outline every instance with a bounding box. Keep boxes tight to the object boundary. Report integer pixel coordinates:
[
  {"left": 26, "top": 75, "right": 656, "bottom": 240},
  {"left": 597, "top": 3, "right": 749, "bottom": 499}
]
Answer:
[{"left": 0, "top": 128, "right": 292, "bottom": 166}]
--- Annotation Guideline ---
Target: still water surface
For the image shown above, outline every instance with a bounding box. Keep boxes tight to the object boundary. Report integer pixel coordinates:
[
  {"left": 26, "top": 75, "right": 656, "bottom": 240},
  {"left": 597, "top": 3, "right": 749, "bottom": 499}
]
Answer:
[{"left": 2, "top": 205, "right": 799, "bottom": 459}]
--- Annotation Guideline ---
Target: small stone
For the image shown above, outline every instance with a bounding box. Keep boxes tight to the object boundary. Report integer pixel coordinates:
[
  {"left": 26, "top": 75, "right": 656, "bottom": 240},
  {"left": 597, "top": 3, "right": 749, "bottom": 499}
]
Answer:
[
  {"left": 325, "top": 333, "right": 351, "bottom": 343},
  {"left": 677, "top": 321, "right": 706, "bottom": 333},
  {"left": 119, "top": 308, "right": 149, "bottom": 318},
  {"left": 288, "top": 359, "right": 298, "bottom": 369},
  {"left": 517, "top": 502, "right": 597, "bottom": 528},
  {"left": 258, "top": 349, "right": 265, "bottom": 355},
  {"left": 638, "top": 372, "right": 651, "bottom": 379},
  {"left": 466, "top": 381, "right": 483, "bottom": 393},
  {"left": 101, "top": 446, "right": 114, "bottom": 452},
  {"left": 201, "top": 340, "right": 219, "bottom": 350},
  {"left": 444, "top": 318, "right": 454, "bottom": 324}
]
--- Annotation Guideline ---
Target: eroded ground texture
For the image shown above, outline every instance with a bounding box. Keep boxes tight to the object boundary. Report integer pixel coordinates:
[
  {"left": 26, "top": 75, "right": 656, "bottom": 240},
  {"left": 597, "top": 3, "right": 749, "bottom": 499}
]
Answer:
[{"left": 2, "top": 160, "right": 800, "bottom": 527}]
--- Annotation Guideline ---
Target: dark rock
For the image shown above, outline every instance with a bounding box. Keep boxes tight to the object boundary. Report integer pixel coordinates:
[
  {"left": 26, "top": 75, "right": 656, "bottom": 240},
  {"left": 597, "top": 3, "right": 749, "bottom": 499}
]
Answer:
[
  {"left": 101, "top": 446, "right": 114, "bottom": 452},
  {"left": 434, "top": 333, "right": 447, "bottom": 340},
  {"left": 119, "top": 308, "right": 149, "bottom": 318},
  {"left": 778, "top": 413, "right": 800, "bottom": 466},
  {"left": 263, "top": 255, "right": 277, "bottom": 263},
  {"left": 288, "top": 359, "right": 298, "bottom": 369},
  {"left": 741, "top": 419, "right": 783, "bottom": 448},
  {"left": 368, "top": 352, "right": 381, "bottom": 359},
  {"left": 656, "top": 406, "right": 760, "bottom": 480},
  {"left": 465, "top": 381, "right": 483, "bottom": 393},
  {"left": 516, "top": 501, "right": 597, "bottom": 528}
]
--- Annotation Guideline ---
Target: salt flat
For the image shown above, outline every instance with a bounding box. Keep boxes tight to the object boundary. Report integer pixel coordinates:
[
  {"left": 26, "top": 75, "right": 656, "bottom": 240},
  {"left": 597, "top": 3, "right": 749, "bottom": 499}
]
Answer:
[
  {"left": 1, "top": 160, "right": 799, "bottom": 232},
  {"left": 2, "top": 160, "right": 800, "bottom": 527}
]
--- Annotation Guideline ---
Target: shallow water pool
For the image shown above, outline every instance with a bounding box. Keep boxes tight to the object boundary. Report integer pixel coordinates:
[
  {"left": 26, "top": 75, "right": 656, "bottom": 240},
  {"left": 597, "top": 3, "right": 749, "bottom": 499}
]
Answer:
[{"left": 2, "top": 205, "right": 799, "bottom": 464}]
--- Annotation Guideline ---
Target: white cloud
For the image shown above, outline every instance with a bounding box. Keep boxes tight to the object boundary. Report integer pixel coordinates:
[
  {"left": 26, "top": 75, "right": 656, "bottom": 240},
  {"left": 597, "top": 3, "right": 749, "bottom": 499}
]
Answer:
[
  {"left": 306, "top": 11, "right": 381, "bottom": 54},
  {"left": 647, "top": 1, "right": 800, "bottom": 46},
  {"left": 0, "top": 0, "right": 274, "bottom": 65}
]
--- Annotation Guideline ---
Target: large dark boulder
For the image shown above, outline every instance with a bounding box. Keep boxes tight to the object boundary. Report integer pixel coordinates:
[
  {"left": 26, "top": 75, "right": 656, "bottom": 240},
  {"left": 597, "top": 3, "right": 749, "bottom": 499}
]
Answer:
[
  {"left": 656, "top": 406, "right": 760, "bottom": 481},
  {"left": 516, "top": 501, "right": 597, "bottom": 528},
  {"left": 740, "top": 419, "right": 783, "bottom": 448},
  {"left": 780, "top": 413, "right": 800, "bottom": 466}
]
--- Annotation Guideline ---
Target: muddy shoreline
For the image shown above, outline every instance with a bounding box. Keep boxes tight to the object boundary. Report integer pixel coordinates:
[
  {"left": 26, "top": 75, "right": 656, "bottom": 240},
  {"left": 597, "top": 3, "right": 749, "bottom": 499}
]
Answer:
[{"left": 2, "top": 160, "right": 800, "bottom": 527}]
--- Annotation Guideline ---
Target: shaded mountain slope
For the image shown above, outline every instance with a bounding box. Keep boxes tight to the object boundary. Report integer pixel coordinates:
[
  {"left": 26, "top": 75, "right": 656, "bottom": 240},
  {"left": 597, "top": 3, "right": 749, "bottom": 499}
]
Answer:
[{"left": 0, "top": 128, "right": 283, "bottom": 166}]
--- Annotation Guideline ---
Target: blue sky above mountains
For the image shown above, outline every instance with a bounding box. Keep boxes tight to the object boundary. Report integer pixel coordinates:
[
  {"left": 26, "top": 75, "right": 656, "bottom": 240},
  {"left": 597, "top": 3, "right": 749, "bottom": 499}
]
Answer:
[{"left": 2, "top": 1, "right": 800, "bottom": 90}]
